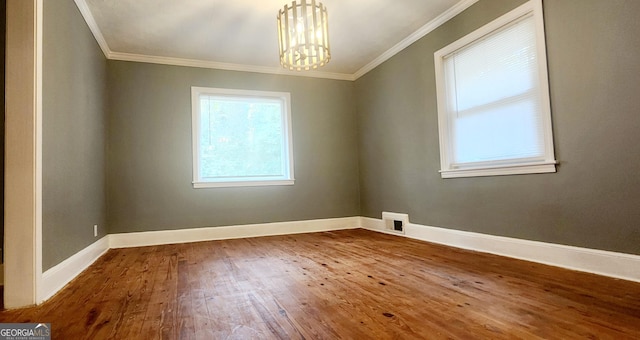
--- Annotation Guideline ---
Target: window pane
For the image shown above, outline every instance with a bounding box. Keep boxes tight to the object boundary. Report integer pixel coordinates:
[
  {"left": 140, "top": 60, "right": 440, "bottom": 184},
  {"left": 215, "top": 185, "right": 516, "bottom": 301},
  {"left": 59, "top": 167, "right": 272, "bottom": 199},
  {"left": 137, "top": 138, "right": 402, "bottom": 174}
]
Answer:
[
  {"left": 452, "top": 96, "right": 543, "bottom": 163},
  {"left": 449, "top": 16, "right": 538, "bottom": 111},
  {"left": 434, "top": 1, "right": 555, "bottom": 177},
  {"left": 444, "top": 15, "right": 546, "bottom": 164},
  {"left": 199, "top": 96, "right": 285, "bottom": 179}
]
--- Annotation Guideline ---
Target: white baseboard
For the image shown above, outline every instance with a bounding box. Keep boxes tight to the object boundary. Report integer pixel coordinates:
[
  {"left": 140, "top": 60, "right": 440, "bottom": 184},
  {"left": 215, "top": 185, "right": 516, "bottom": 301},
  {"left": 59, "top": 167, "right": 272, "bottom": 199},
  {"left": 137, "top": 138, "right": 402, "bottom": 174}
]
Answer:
[
  {"left": 109, "top": 217, "right": 360, "bottom": 249},
  {"left": 37, "top": 217, "right": 357, "bottom": 303},
  {"left": 360, "top": 217, "right": 640, "bottom": 283},
  {"left": 40, "top": 236, "right": 109, "bottom": 302},
  {"left": 36, "top": 215, "right": 640, "bottom": 304}
]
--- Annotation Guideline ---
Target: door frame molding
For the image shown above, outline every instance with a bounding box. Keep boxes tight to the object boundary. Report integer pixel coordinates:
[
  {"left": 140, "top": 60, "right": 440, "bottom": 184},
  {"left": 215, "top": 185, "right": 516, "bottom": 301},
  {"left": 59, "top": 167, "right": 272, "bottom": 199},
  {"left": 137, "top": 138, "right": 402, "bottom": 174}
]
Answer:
[{"left": 4, "top": 0, "right": 43, "bottom": 308}]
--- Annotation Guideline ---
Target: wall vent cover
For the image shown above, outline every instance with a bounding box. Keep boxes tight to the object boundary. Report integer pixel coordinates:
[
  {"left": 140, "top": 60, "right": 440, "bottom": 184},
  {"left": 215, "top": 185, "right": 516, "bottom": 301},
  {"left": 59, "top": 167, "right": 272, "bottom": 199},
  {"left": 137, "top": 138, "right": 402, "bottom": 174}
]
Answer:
[{"left": 382, "top": 212, "right": 409, "bottom": 235}]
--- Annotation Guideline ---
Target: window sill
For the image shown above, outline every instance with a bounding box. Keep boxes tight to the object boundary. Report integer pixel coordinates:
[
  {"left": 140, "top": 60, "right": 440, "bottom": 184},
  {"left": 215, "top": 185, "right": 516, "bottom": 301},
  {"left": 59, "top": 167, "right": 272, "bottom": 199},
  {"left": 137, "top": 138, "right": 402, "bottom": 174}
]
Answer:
[
  {"left": 440, "top": 162, "right": 556, "bottom": 179},
  {"left": 193, "top": 179, "right": 295, "bottom": 189}
]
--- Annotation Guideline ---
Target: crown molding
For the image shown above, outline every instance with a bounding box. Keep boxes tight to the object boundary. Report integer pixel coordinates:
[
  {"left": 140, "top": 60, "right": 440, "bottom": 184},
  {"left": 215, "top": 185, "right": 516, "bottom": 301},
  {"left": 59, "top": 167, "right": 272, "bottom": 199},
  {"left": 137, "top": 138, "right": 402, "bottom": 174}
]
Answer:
[
  {"left": 352, "top": 0, "right": 480, "bottom": 80},
  {"left": 108, "top": 52, "right": 356, "bottom": 81},
  {"left": 74, "top": 0, "right": 111, "bottom": 57},
  {"left": 74, "top": 0, "right": 477, "bottom": 81}
]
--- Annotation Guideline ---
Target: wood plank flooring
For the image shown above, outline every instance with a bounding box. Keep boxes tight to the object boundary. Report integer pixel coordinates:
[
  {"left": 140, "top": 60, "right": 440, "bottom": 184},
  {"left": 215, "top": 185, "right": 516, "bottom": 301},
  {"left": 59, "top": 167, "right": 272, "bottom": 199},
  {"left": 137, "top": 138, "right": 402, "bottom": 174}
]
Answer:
[{"left": 1, "top": 229, "right": 639, "bottom": 339}]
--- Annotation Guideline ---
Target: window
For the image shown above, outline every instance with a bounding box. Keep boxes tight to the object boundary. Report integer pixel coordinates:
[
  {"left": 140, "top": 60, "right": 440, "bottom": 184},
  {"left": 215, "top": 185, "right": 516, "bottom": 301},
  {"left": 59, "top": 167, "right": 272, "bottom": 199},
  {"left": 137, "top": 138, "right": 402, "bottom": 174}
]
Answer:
[
  {"left": 434, "top": 0, "right": 556, "bottom": 178},
  {"left": 191, "top": 87, "right": 294, "bottom": 188}
]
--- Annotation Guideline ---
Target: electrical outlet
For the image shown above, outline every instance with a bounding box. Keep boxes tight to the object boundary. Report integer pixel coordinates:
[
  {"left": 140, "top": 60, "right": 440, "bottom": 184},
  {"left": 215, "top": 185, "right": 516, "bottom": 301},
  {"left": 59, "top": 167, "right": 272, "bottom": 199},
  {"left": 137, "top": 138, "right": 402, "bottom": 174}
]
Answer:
[{"left": 93, "top": 225, "right": 98, "bottom": 237}]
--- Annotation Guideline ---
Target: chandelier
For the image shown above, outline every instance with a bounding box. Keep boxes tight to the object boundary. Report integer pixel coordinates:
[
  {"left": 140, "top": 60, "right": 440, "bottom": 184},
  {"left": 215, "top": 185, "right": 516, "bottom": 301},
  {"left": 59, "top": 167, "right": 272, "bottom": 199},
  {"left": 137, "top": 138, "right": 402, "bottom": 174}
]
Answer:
[{"left": 277, "top": 0, "right": 331, "bottom": 71}]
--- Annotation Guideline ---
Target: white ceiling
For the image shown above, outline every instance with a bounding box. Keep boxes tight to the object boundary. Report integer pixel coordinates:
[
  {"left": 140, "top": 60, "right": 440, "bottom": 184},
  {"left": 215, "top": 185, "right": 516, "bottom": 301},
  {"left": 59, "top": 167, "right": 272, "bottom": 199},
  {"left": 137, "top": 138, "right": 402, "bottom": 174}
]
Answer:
[{"left": 78, "top": 0, "right": 478, "bottom": 80}]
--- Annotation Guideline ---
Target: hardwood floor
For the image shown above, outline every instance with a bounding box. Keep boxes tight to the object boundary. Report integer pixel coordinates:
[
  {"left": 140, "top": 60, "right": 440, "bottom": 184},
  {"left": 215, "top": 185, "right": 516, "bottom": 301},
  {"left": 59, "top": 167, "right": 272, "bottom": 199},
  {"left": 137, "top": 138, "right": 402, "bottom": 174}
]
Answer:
[{"left": 1, "top": 229, "right": 639, "bottom": 339}]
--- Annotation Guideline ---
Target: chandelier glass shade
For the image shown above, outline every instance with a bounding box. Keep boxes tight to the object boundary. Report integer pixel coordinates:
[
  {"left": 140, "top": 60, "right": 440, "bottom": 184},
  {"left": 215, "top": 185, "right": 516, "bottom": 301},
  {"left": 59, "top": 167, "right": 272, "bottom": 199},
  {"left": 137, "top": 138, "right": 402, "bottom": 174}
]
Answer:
[{"left": 277, "top": 0, "right": 330, "bottom": 71}]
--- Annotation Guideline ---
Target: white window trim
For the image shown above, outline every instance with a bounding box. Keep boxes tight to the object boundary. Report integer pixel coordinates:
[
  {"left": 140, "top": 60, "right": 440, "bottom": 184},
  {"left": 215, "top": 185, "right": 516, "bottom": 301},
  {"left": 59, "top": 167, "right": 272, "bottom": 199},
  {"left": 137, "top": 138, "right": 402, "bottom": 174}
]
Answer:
[
  {"left": 434, "top": 0, "right": 556, "bottom": 179},
  {"left": 191, "top": 87, "right": 295, "bottom": 188}
]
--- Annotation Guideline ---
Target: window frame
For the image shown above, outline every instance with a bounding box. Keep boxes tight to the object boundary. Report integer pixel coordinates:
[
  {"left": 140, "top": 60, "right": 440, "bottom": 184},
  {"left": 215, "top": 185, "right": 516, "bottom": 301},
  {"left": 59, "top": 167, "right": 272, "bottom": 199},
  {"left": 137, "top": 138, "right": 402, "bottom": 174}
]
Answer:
[
  {"left": 433, "top": 0, "right": 556, "bottom": 179},
  {"left": 191, "top": 86, "right": 295, "bottom": 188}
]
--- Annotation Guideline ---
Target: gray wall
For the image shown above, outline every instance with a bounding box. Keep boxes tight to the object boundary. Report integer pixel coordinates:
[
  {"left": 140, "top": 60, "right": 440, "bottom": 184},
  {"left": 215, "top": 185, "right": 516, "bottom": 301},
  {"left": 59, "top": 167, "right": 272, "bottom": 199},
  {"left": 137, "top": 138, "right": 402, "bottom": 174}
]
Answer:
[
  {"left": 106, "top": 61, "right": 359, "bottom": 233},
  {"left": 355, "top": 0, "right": 640, "bottom": 255},
  {"left": 38, "top": 0, "right": 640, "bottom": 270},
  {"left": 42, "top": 0, "right": 108, "bottom": 270}
]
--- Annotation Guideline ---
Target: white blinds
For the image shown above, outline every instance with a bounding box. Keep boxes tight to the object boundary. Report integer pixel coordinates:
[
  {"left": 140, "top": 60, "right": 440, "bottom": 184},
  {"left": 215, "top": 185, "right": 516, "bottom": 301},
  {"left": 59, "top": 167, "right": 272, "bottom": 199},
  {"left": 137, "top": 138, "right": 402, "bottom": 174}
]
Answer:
[{"left": 443, "top": 15, "right": 545, "bottom": 165}]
